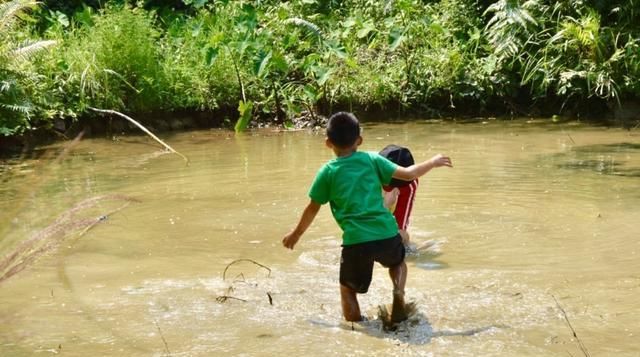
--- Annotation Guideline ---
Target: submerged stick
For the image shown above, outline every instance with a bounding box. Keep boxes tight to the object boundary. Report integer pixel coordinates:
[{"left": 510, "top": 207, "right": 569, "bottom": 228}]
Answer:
[
  {"left": 153, "top": 319, "right": 171, "bottom": 356},
  {"left": 88, "top": 107, "right": 189, "bottom": 164},
  {"left": 215, "top": 295, "right": 247, "bottom": 303},
  {"left": 77, "top": 201, "right": 132, "bottom": 237},
  {"left": 222, "top": 259, "right": 271, "bottom": 281},
  {"left": 552, "top": 295, "right": 591, "bottom": 357}
]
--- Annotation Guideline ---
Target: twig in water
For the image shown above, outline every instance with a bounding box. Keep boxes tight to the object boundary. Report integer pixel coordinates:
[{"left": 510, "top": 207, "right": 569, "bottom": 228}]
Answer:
[
  {"left": 88, "top": 107, "right": 189, "bottom": 164},
  {"left": 267, "top": 292, "right": 273, "bottom": 305},
  {"left": 216, "top": 295, "right": 247, "bottom": 303},
  {"left": 153, "top": 319, "right": 171, "bottom": 356},
  {"left": 77, "top": 201, "right": 132, "bottom": 237},
  {"left": 222, "top": 259, "right": 271, "bottom": 281},
  {"left": 566, "top": 132, "right": 576, "bottom": 144},
  {"left": 552, "top": 294, "right": 591, "bottom": 357},
  {"left": 232, "top": 273, "right": 246, "bottom": 283}
]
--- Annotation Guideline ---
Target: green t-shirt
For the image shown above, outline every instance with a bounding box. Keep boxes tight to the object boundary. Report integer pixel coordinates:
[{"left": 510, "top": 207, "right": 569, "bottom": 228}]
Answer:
[{"left": 309, "top": 151, "right": 399, "bottom": 245}]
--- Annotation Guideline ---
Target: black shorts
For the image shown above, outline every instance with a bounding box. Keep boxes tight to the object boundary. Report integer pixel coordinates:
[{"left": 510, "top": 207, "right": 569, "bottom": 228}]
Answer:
[{"left": 339, "top": 234, "right": 405, "bottom": 294}]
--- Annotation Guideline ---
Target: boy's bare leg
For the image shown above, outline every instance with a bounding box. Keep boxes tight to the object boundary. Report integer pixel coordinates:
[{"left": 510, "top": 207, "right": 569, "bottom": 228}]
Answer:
[
  {"left": 389, "top": 261, "right": 408, "bottom": 322},
  {"left": 340, "top": 284, "right": 362, "bottom": 321}
]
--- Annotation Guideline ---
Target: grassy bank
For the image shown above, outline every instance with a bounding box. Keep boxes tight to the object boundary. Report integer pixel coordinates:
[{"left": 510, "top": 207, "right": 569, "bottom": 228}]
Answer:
[{"left": 1, "top": 0, "right": 639, "bottom": 139}]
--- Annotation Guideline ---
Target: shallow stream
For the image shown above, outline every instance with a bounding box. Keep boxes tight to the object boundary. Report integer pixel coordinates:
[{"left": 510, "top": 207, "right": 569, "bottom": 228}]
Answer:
[{"left": 1, "top": 120, "right": 639, "bottom": 356}]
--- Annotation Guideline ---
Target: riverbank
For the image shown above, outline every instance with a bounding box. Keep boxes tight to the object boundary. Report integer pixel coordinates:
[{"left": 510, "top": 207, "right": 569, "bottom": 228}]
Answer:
[
  {"left": 2, "top": 100, "right": 638, "bottom": 159},
  {"left": 2, "top": 1, "right": 638, "bottom": 142}
]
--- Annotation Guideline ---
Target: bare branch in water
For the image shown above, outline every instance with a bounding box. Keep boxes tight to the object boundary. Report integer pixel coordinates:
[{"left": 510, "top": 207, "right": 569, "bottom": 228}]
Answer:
[
  {"left": 215, "top": 260, "right": 272, "bottom": 304},
  {"left": 216, "top": 295, "right": 247, "bottom": 303},
  {"left": 552, "top": 295, "right": 591, "bottom": 357},
  {"left": 77, "top": 201, "right": 132, "bottom": 237},
  {"left": 153, "top": 319, "right": 171, "bottom": 356},
  {"left": 232, "top": 273, "right": 246, "bottom": 283},
  {"left": 88, "top": 107, "right": 189, "bottom": 164},
  {"left": 222, "top": 259, "right": 271, "bottom": 281}
]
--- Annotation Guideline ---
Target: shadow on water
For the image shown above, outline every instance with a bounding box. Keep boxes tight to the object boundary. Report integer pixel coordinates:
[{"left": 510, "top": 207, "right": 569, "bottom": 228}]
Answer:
[
  {"left": 554, "top": 142, "right": 640, "bottom": 177},
  {"left": 575, "top": 142, "right": 640, "bottom": 151}
]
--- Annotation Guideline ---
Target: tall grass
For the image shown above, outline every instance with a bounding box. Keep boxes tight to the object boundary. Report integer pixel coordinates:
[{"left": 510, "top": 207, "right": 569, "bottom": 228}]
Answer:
[
  {"left": 2, "top": 0, "right": 639, "bottom": 136},
  {"left": 1, "top": 0, "right": 56, "bottom": 136},
  {"left": 160, "top": 12, "right": 239, "bottom": 111},
  {"left": 49, "top": 4, "right": 163, "bottom": 114}
]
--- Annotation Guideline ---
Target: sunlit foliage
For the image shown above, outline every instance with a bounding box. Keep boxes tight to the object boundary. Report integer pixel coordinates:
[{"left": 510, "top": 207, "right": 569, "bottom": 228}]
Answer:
[{"left": 1, "top": 0, "right": 639, "bottom": 136}]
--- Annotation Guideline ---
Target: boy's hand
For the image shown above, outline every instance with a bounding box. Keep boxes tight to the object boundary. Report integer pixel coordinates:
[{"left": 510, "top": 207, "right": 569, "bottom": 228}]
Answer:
[
  {"left": 282, "top": 200, "right": 320, "bottom": 250},
  {"left": 383, "top": 187, "right": 399, "bottom": 209},
  {"left": 429, "top": 154, "right": 453, "bottom": 168},
  {"left": 282, "top": 231, "right": 301, "bottom": 249}
]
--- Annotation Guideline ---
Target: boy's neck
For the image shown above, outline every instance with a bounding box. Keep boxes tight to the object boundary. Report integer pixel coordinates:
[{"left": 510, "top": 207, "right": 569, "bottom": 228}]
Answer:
[
  {"left": 327, "top": 136, "right": 362, "bottom": 157},
  {"left": 334, "top": 147, "right": 357, "bottom": 157}
]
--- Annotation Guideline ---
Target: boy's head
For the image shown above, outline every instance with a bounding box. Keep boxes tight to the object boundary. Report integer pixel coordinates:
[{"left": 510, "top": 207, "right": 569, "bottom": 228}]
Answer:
[
  {"left": 380, "top": 144, "right": 415, "bottom": 187},
  {"left": 326, "top": 112, "right": 361, "bottom": 148}
]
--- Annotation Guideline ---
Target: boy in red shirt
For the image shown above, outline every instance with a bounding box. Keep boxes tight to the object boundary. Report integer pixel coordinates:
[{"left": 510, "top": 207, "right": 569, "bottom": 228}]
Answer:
[{"left": 380, "top": 145, "right": 419, "bottom": 248}]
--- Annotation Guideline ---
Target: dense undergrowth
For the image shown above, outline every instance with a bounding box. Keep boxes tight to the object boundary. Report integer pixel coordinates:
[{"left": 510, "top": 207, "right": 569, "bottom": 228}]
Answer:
[{"left": 1, "top": 0, "right": 639, "bottom": 138}]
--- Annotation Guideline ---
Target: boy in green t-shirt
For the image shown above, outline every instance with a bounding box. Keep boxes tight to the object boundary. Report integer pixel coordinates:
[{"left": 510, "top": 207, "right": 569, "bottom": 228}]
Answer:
[{"left": 282, "top": 112, "right": 452, "bottom": 322}]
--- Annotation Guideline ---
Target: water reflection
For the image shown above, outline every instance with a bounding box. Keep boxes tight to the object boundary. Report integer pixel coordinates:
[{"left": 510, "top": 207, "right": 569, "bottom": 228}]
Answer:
[{"left": 554, "top": 141, "right": 640, "bottom": 177}]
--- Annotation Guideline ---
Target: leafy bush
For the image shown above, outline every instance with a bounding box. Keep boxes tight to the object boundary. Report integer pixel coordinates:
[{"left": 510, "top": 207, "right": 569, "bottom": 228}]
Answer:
[
  {"left": 0, "top": 0, "right": 56, "bottom": 136},
  {"left": 3, "top": 0, "right": 640, "bottom": 136},
  {"left": 49, "top": 4, "right": 163, "bottom": 115}
]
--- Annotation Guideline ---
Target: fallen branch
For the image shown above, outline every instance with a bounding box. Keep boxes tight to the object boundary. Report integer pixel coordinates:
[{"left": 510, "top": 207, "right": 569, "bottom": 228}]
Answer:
[
  {"left": 78, "top": 201, "right": 132, "bottom": 237},
  {"left": 88, "top": 107, "right": 189, "bottom": 164},
  {"left": 222, "top": 259, "right": 271, "bottom": 281},
  {"left": 153, "top": 319, "right": 171, "bottom": 356},
  {"left": 216, "top": 295, "right": 247, "bottom": 303},
  {"left": 552, "top": 295, "right": 591, "bottom": 357}
]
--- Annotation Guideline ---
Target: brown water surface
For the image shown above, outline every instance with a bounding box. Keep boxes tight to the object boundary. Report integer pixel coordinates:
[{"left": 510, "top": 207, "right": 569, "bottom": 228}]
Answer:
[{"left": 1, "top": 120, "right": 639, "bottom": 356}]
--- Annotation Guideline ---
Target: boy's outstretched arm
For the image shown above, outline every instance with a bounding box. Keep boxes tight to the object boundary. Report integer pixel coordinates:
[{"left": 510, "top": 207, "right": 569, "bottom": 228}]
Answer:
[
  {"left": 393, "top": 154, "right": 452, "bottom": 181},
  {"left": 282, "top": 200, "right": 321, "bottom": 249}
]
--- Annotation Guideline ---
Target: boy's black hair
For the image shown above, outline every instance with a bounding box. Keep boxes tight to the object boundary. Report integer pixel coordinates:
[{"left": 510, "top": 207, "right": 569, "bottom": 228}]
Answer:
[
  {"left": 380, "top": 144, "right": 415, "bottom": 187},
  {"left": 326, "top": 112, "right": 361, "bottom": 148}
]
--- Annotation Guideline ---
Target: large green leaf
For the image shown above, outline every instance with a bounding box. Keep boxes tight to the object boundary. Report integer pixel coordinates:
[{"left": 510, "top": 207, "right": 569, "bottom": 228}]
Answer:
[
  {"left": 205, "top": 47, "right": 219, "bottom": 67},
  {"left": 235, "top": 100, "right": 253, "bottom": 133},
  {"left": 303, "top": 84, "right": 318, "bottom": 102},
  {"left": 388, "top": 27, "right": 406, "bottom": 51},
  {"left": 254, "top": 50, "right": 272, "bottom": 78},
  {"left": 312, "top": 65, "right": 333, "bottom": 86}
]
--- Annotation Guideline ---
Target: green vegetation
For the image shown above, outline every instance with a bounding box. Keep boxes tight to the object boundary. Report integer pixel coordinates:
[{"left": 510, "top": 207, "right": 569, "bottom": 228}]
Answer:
[
  {"left": 1, "top": 0, "right": 638, "bottom": 136},
  {"left": 1, "top": 0, "right": 56, "bottom": 135}
]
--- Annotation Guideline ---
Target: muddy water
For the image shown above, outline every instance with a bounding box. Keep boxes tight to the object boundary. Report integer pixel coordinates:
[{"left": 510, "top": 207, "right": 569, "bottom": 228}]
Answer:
[{"left": 1, "top": 120, "right": 639, "bottom": 356}]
